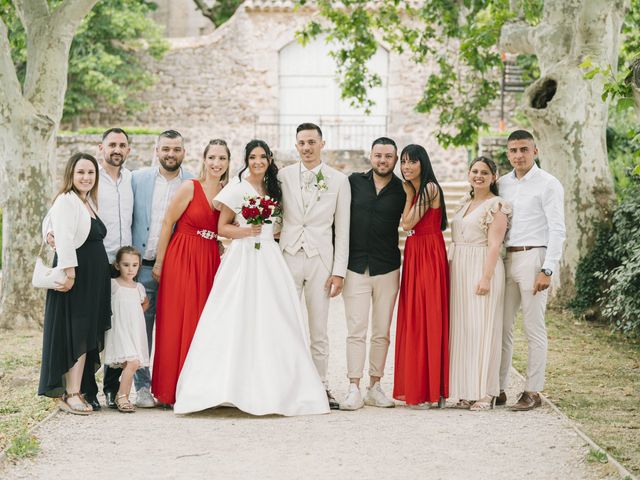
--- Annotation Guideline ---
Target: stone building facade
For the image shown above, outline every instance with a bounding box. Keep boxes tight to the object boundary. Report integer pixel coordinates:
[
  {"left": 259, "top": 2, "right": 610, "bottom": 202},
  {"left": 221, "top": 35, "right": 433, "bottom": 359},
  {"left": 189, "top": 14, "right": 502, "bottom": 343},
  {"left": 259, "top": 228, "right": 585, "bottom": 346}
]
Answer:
[{"left": 95, "top": 0, "right": 517, "bottom": 181}]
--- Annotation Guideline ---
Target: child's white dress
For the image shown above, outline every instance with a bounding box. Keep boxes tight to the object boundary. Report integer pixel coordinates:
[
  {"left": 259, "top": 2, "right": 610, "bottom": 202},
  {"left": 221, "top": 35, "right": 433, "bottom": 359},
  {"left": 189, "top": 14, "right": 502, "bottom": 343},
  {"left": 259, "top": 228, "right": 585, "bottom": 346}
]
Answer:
[{"left": 104, "top": 279, "right": 150, "bottom": 367}]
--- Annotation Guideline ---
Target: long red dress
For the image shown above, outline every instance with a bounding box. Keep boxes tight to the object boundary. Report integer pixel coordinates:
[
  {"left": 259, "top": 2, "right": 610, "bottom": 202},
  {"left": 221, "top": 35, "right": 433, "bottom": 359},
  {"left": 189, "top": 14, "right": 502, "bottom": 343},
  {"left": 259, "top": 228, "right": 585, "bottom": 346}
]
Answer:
[
  {"left": 152, "top": 180, "right": 221, "bottom": 405},
  {"left": 393, "top": 207, "right": 449, "bottom": 405}
]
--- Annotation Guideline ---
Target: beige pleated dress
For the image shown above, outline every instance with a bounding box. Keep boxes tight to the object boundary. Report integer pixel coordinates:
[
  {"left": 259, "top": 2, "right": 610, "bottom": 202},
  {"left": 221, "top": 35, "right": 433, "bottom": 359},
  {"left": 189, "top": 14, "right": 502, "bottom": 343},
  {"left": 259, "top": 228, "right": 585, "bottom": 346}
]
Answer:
[{"left": 448, "top": 196, "right": 512, "bottom": 401}]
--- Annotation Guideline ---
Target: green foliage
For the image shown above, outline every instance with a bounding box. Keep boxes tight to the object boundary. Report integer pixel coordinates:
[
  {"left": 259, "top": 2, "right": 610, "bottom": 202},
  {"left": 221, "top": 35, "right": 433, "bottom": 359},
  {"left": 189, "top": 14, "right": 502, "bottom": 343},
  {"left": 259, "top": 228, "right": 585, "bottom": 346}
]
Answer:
[
  {"left": 580, "top": 0, "right": 640, "bottom": 108},
  {"left": 3, "top": 0, "right": 168, "bottom": 122},
  {"left": 595, "top": 179, "right": 640, "bottom": 336},
  {"left": 296, "top": 0, "right": 547, "bottom": 147},
  {"left": 586, "top": 449, "right": 609, "bottom": 464},
  {"left": 6, "top": 431, "right": 40, "bottom": 459},
  {"left": 569, "top": 222, "right": 617, "bottom": 318},
  {"left": 606, "top": 107, "right": 640, "bottom": 197},
  {"left": 572, "top": 176, "right": 640, "bottom": 336},
  {"left": 192, "top": 0, "right": 243, "bottom": 27},
  {"left": 0, "top": 209, "right": 2, "bottom": 270}
]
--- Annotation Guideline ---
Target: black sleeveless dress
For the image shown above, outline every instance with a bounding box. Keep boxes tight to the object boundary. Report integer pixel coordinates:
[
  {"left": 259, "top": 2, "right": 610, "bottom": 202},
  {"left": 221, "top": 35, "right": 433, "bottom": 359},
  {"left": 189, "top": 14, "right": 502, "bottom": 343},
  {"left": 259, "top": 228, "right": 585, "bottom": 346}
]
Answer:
[{"left": 38, "top": 216, "right": 111, "bottom": 398}]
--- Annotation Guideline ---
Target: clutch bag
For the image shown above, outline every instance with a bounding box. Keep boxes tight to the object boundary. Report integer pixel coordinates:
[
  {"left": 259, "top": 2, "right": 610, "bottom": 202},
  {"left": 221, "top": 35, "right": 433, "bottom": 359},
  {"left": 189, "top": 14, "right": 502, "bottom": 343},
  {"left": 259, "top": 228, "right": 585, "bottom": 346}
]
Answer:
[{"left": 32, "top": 242, "right": 67, "bottom": 289}]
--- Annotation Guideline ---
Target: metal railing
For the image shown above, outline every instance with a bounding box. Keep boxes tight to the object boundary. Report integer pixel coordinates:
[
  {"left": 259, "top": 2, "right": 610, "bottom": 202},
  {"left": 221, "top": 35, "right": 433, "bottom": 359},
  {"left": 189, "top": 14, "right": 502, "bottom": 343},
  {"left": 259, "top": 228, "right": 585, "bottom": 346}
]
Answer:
[{"left": 253, "top": 115, "right": 388, "bottom": 150}]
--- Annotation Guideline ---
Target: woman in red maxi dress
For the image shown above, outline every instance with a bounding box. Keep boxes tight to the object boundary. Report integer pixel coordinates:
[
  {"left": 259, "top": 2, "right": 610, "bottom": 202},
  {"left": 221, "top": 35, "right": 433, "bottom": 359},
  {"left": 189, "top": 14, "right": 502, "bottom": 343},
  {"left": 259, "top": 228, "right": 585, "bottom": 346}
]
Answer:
[
  {"left": 151, "top": 139, "right": 230, "bottom": 405},
  {"left": 393, "top": 144, "right": 450, "bottom": 408}
]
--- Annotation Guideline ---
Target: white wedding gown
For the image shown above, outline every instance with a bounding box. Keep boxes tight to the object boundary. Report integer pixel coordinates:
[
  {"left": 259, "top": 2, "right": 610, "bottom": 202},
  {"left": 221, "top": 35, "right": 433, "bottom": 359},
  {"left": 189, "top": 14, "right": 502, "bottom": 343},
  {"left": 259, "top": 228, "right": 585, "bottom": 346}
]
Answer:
[{"left": 174, "top": 179, "right": 329, "bottom": 416}]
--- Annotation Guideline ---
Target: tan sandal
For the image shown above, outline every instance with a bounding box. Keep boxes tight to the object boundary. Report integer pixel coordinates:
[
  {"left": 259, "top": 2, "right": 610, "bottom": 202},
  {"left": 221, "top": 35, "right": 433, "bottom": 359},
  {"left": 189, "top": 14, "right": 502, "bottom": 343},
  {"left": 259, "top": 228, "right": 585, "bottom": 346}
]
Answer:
[
  {"left": 115, "top": 393, "right": 135, "bottom": 413},
  {"left": 470, "top": 396, "right": 497, "bottom": 411},
  {"left": 59, "top": 392, "right": 92, "bottom": 415},
  {"left": 452, "top": 399, "right": 473, "bottom": 409}
]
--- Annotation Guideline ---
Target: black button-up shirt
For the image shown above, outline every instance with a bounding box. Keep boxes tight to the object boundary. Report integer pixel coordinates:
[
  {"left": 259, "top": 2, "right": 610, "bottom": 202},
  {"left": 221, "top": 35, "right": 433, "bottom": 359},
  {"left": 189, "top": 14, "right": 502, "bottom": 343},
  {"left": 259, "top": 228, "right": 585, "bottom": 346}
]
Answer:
[{"left": 348, "top": 170, "right": 406, "bottom": 276}]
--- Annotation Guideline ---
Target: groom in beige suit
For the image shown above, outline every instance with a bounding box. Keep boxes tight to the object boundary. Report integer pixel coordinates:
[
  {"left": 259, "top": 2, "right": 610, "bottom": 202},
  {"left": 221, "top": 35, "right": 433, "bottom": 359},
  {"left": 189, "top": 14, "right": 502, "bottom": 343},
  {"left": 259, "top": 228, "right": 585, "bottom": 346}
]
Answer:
[{"left": 279, "top": 123, "right": 351, "bottom": 409}]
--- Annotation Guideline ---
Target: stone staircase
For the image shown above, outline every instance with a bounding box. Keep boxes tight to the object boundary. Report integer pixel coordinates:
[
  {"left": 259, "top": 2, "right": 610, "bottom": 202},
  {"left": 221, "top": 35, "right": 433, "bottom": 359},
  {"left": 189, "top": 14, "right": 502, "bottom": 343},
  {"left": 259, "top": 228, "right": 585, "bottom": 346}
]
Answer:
[{"left": 398, "top": 181, "right": 469, "bottom": 253}]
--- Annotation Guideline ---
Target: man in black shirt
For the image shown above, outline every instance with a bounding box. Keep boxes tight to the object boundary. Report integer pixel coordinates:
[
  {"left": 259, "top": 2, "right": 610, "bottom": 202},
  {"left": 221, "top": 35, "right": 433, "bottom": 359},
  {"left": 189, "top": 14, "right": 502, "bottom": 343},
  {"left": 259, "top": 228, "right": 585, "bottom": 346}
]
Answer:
[{"left": 339, "top": 137, "right": 406, "bottom": 410}]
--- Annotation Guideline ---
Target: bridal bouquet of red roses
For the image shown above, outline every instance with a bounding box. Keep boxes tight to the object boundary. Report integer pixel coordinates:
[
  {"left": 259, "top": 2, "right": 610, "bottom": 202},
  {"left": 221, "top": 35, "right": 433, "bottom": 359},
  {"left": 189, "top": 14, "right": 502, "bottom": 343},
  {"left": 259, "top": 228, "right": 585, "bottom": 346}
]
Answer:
[{"left": 241, "top": 195, "right": 282, "bottom": 250}]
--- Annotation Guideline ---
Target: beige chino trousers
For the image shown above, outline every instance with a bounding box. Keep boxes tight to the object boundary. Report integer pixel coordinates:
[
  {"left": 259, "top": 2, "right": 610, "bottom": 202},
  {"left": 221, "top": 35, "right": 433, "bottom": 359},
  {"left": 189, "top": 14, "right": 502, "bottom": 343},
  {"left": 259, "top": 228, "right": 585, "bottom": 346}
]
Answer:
[
  {"left": 499, "top": 248, "right": 549, "bottom": 393},
  {"left": 284, "top": 250, "right": 332, "bottom": 387},
  {"left": 343, "top": 268, "right": 400, "bottom": 380}
]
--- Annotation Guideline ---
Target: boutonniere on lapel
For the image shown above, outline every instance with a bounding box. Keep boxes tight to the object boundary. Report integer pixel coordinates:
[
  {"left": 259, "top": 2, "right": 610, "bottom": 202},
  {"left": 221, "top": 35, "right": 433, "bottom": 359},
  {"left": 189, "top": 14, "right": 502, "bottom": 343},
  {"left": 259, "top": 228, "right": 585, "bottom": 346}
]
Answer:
[{"left": 315, "top": 170, "right": 328, "bottom": 193}]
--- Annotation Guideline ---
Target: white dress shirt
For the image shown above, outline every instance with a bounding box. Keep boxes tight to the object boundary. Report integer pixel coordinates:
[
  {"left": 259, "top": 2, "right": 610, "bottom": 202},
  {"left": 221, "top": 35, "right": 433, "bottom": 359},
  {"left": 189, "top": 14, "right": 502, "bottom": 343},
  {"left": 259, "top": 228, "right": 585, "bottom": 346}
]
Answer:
[
  {"left": 300, "top": 163, "right": 322, "bottom": 210},
  {"left": 290, "top": 163, "right": 324, "bottom": 256},
  {"left": 98, "top": 166, "right": 133, "bottom": 263},
  {"left": 498, "top": 164, "right": 566, "bottom": 272},
  {"left": 144, "top": 170, "right": 184, "bottom": 260}
]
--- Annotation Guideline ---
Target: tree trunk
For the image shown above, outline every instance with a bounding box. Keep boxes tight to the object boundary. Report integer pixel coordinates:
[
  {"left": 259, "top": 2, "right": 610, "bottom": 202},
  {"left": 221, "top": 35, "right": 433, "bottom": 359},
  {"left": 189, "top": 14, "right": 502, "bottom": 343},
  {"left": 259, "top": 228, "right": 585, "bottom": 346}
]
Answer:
[
  {"left": 0, "top": 116, "right": 57, "bottom": 329},
  {"left": 501, "top": 0, "right": 628, "bottom": 296},
  {"left": 0, "top": 0, "right": 99, "bottom": 329},
  {"left": 522, "top": 67, "right": 613, "bottom": 298}
]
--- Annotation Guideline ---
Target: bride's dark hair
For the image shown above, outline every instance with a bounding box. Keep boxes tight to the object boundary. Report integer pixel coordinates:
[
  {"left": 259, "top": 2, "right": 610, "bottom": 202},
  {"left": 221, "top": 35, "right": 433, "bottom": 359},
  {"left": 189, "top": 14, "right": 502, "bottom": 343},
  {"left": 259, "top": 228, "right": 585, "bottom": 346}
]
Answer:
[{"left": 238, "top": 139, "right": 282, "bottom": 202}]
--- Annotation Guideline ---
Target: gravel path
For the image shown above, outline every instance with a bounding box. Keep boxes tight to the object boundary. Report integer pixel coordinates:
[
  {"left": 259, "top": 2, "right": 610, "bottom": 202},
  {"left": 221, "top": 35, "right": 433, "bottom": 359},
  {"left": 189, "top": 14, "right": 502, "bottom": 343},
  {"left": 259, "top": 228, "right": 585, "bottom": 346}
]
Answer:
[{"left": 2, "top": 298, "right": 616, "bottom": 479}]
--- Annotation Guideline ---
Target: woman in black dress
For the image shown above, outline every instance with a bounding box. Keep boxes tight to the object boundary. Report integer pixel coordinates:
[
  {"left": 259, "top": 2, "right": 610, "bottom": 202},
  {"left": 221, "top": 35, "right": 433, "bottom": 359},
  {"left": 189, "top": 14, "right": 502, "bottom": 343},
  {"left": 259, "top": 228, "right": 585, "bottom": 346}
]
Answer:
[{"left": 39, "top": 152, "right": 111, "bottom": 415}]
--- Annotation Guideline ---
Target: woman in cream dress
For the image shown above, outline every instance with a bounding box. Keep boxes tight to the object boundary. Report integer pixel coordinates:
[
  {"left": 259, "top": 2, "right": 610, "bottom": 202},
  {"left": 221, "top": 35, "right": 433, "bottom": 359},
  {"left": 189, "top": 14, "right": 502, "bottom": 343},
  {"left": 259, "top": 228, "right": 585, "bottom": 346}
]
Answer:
[{"left": 448, "top": 157, "right": 511, "bottom": 411}]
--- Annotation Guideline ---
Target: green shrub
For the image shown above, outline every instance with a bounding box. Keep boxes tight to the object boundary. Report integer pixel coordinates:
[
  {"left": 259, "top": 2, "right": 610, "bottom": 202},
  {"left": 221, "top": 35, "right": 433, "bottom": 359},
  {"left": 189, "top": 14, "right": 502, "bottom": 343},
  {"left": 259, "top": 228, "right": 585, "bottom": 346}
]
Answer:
[
  {"left": 569, "top": 222, "right": 617, "bottom": 319},
  {"left": 596, "top": 179, "right": 640, "bottom": 336},
  {"left": 606, "top": 107, "right": 640, "bottom": 197},
  {"left": 573, "top": 178, "right": 640, "bottom": 335}
]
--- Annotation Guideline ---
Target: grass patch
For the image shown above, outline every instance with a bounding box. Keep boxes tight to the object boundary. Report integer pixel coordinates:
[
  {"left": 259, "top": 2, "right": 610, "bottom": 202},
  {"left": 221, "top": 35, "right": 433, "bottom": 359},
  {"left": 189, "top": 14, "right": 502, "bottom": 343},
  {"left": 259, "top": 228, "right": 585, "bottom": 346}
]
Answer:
[
  {"left": 0, "top": 330, "right": 55, "bottom": 457},
  {"left": 587, "top": 448, "right": 609, "bottom": 464},
  {"left": 512, "top": 307, "right": 640, "bottom": 476},
  {"left": 6, "top": 431, "right": 40, "bottom": 460}
]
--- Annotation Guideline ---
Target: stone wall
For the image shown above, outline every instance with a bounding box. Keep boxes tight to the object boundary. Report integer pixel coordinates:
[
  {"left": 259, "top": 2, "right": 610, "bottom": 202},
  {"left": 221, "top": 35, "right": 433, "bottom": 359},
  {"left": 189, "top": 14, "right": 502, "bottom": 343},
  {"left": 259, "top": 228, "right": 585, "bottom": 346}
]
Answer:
[
  {"left": 55, "top": 134, "right": 368, "bottom": 181},
  {"left": 93, "top": 5, "right": 520, "bottom": 183},
  {"left": 56, "top": 135, "right": 158, "bottom": 179}
]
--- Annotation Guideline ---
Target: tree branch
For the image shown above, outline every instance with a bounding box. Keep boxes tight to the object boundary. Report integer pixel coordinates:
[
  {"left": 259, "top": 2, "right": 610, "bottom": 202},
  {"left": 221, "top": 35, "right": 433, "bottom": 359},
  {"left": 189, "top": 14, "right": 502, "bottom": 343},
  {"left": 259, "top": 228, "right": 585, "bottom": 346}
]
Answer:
[
  {"left": 509, "top": 0, "right": 524, "bottom": 19},
  {"left": 0, "top": 15, "right": 24, "bottom": 120},
  {"left": 499, "top": 20, "right": 535, "bottom": 55},
  {"left": 630, "top": 57, "right": 640, "bottom": 122},
  {"left": 575, "top": 0, "right": 629, "bottom": 65},
  {"left": 51, "top": 0, "right": 100, "bottom": 27},
  {"left": 13, "top": 0, "right": 49, "bottom": 33},
  {"left": 192, "top": 0, "right": 216, "bottom": 24},
  {"left": 22, "top": 0, "right": 99, "bottom": 118}
]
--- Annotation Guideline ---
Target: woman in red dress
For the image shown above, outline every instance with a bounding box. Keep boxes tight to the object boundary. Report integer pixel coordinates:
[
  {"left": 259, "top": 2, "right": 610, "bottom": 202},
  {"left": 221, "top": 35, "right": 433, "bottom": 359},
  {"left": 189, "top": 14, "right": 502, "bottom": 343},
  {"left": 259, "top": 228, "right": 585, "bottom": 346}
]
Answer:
[
  {"left": 393, "top": 144, "right": 449, "bottom": 408},
  {"left": 151, "top": 139, "right": 230, "bottom": 405}
]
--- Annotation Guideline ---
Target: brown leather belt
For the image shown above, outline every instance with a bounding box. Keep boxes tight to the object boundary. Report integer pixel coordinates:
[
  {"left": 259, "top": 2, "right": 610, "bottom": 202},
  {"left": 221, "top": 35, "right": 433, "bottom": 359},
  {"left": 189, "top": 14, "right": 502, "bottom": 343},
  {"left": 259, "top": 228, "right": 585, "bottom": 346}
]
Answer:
[{"left": 506, "top": 246, "right": 546, "bottom": 253}]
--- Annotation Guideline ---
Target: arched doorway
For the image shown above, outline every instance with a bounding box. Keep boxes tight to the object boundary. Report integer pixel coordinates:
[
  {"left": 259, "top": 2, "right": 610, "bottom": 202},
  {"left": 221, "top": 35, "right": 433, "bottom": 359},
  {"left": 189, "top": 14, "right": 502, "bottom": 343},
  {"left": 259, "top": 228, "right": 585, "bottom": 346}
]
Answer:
[{"left": 275, "top": 36, "right": 389, "bottom": 150}]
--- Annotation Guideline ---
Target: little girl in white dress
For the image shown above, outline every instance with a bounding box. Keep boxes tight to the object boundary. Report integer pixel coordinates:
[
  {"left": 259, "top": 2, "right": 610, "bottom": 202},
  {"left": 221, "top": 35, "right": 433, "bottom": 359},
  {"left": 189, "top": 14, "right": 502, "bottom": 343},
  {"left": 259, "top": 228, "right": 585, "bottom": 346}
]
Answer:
[{"left": 104, "top": 246, "right": 150, "bottom": 412}]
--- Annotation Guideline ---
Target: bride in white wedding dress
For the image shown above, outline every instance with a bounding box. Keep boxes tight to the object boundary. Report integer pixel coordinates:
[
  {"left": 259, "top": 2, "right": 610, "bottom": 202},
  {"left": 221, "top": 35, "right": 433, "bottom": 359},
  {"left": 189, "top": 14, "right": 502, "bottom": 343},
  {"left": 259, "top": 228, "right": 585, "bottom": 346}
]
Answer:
[{"left": 174, "top": 140, "right": 329, "bottom": 416}]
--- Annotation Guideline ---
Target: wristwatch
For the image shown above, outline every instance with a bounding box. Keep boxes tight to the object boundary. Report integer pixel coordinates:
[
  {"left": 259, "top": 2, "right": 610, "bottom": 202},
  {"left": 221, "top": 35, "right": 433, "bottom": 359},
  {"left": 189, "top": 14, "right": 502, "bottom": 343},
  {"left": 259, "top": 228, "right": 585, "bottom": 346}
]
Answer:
[{"left": 541, "top": 268, "right": 553, "bottom": 276}]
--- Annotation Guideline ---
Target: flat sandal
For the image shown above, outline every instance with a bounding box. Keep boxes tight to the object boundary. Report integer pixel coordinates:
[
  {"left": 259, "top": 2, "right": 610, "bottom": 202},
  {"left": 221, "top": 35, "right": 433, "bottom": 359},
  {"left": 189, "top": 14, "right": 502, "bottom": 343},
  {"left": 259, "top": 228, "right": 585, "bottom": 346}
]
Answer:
[
  {"left": 115, "top": 393, "right": 135, "bottom": 413},
  {"left": 470, "top": 396, "right": 497, "bottom": 411},
  {"left": 452, "top": 399, "right": 473, "bottom": 409},
  {"left": 59, "top": 392, "right": 92, "bottom": 416}
]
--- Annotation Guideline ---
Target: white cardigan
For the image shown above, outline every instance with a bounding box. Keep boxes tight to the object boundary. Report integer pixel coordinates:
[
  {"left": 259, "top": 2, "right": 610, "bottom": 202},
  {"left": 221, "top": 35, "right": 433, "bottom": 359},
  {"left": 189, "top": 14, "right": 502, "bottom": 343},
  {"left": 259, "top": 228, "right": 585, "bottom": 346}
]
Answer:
[{"left": 42, "top": 192, "right": 93, "bottom": 269}]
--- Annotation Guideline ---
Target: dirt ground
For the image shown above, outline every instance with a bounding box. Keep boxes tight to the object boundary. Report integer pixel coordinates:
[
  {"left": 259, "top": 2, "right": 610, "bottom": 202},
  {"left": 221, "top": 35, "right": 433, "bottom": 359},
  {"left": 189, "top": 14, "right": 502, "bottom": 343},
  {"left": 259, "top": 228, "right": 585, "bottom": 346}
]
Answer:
[{"left": 1, "top": 298, "right": 617, "bottom": 479}]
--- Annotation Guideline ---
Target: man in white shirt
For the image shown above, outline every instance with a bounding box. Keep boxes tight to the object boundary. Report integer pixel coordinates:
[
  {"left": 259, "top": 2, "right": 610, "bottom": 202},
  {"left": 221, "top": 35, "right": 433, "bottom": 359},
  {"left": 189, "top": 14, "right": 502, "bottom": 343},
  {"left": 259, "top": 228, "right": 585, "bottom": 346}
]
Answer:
[
  {"left": 130, "top": 130, "right": 194, "bottom": 407},
  {"left": 97, "top": 128, "right": 134, "bottom": 409},
  {"left": 98, "top": 128, "right": 134, "bottom": 263},
  {"left": 497, "top": 129, "right": 566, "bottom": 411}
]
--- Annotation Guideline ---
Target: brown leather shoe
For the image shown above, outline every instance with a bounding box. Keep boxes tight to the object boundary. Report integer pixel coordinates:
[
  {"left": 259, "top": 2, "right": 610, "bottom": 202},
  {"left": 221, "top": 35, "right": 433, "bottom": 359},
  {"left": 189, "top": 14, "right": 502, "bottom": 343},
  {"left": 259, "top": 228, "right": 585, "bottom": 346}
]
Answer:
[
  {"left": 495, "top": 391, "right": 507, "bottom": 406},
  {"left": 510, "top": 391, "right": 542, "bottom": 411}
]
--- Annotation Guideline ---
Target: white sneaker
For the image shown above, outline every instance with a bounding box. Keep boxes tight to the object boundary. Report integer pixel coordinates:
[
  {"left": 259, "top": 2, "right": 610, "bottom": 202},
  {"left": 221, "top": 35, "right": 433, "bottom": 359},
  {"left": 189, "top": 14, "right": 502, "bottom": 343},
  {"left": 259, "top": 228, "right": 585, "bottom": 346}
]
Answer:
[
  {"left": 134, "top": 387, "right": 156, "bottom": 408},
  {"left": 364, "top": 382, "right": 395, "bottom": 408},
  {"left": 339, "top": 384, "right": 364, "bottom": 411}
]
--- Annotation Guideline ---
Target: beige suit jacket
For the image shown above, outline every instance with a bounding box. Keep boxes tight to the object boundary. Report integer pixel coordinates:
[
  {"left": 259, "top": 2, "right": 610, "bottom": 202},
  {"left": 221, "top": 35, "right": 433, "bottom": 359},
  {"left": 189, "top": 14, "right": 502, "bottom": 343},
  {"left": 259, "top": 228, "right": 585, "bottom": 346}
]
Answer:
[{"left": 278, "top": 163, "right": 351, "bottom": 277}]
